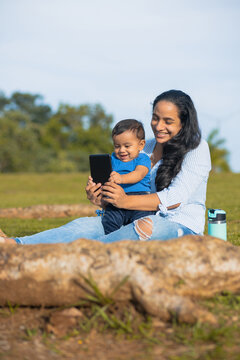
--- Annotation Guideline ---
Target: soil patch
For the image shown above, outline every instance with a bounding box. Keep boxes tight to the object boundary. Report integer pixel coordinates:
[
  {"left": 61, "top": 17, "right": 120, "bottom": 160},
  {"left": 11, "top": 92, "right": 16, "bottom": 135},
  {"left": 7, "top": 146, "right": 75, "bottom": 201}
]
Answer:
[
  {"left": 0, "top": 204, "right": 96, "bottom": 219},
  {"left": 0, "top": 304, "right": 223, "bottom": 360}
]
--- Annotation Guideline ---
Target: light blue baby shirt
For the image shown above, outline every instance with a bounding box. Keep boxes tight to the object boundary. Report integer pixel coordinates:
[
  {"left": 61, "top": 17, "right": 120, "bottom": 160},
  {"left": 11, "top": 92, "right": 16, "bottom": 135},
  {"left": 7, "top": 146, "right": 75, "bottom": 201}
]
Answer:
[{"left": 143, "top": 138, "right": 211, "bottom": 234}]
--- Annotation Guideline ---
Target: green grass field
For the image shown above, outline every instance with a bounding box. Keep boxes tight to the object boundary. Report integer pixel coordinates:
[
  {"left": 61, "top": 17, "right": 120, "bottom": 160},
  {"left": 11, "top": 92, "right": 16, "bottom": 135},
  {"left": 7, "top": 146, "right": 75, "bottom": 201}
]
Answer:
[
  {"left": 1, "top": 172, "right": 240, "bottom": 359},
  {"left": 206, "top": 172, "right": 240, "bottom": 245},
  {"left": 0, "top": 172, "right": 89, "bottom": 237}
]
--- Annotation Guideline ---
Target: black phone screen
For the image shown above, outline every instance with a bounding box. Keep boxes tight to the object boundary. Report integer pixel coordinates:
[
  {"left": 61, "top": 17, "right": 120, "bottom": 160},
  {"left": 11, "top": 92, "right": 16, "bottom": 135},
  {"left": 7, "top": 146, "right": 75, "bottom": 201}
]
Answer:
[{"left": 89, "top": 154, "right": 112, "bottom": 184}]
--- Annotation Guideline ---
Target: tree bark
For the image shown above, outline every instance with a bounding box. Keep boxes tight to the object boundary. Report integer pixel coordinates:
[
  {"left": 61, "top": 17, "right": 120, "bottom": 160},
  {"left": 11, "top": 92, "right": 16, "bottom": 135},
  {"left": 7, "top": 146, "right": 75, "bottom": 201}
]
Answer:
[{"left": 1, "top": 235, "right": 240, "bottom": 324}]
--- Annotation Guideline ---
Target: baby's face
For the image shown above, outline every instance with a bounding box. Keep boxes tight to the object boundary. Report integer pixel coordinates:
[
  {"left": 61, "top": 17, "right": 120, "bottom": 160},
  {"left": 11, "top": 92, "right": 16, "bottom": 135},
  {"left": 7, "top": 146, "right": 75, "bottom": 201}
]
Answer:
[{"left": 113, "top": 130, "right": 145, "bottom": 162}]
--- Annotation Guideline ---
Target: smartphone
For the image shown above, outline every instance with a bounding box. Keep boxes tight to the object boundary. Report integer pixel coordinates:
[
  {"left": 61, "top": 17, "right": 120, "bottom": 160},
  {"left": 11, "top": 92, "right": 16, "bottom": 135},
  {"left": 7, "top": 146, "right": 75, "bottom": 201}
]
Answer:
[{"left": 89, "top": 154, "right": 112, "bottom": 184}]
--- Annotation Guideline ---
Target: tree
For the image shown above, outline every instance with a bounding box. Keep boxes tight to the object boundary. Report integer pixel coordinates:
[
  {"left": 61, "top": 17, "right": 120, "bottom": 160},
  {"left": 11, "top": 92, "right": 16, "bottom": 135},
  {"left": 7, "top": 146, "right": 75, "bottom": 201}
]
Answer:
[
  {"left": 10, "top": 92, "right": 52, "bottom": 125},
  {"left": 88, "top": 103, "right": 113, "bottom": 131},
  {"left": 207, "top": 129, "right": 231, "bottom": 172},
  {"left": 0, "top": 91, "right": 10, "bottom": 112},
  {"left": 42, "top": 103, "right": 113, "bottom": 153},
  {"left": 0, "top": 90, "right": 114, "bottom": 172},
  {"left": 0, "top": 113, "right": 43, "bottom": 172}
]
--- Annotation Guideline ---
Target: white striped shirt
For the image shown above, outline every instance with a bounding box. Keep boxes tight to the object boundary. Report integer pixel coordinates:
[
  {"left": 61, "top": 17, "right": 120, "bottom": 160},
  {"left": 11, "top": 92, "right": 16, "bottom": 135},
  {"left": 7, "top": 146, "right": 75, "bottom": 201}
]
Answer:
[{"left": 143, "top": 138, "right": 211, "bottom": 234}]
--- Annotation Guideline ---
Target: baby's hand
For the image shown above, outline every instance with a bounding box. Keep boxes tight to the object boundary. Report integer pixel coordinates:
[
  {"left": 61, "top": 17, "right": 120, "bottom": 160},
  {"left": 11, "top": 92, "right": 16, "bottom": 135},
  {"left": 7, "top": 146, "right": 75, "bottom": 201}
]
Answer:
[{"left": 109, "top": 171, "right": 122, "bottom": 184}]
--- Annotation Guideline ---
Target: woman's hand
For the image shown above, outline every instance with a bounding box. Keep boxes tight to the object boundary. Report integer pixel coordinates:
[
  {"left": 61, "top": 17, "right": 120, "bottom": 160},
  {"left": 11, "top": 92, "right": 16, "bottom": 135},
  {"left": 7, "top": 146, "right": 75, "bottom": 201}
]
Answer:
[
  {"left": 85, "top": 176, "right": 103, "bottom": 207},
  {"left": 101, "top": 182, "right": 128, "bottom": 208}
]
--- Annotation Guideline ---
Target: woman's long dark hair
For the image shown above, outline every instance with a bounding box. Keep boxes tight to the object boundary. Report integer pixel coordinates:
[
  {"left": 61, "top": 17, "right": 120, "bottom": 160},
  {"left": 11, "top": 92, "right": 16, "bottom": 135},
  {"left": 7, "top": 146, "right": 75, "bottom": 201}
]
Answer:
[{"left": 153, "top": 90, "right": 201, "bottom": 191}]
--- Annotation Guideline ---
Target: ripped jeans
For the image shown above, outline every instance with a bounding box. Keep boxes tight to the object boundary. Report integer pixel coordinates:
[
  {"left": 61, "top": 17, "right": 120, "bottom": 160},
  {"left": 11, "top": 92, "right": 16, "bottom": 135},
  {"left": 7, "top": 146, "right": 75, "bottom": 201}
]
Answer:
[{"left": 15, "top": 214, "right": 196, "bottom": 245}]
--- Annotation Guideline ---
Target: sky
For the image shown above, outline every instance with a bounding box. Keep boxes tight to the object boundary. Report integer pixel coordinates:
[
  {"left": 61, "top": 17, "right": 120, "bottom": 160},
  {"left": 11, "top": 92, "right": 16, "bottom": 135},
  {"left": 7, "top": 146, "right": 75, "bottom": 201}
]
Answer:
[{"left": 0, "top": 0, "right": 240, "bottom": 172}]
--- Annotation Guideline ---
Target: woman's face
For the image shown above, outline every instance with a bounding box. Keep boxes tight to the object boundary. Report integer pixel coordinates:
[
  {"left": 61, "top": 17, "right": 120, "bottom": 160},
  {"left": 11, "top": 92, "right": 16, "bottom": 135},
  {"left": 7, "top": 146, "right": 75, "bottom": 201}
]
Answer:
[{"left": 151, "top": 100, "right": 182, "bottom": 144}]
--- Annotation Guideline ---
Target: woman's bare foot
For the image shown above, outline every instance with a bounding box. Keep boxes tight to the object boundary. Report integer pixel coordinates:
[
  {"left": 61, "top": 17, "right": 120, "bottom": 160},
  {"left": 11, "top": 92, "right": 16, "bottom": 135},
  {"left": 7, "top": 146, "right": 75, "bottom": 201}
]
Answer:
[
  {"left": 0, "top": 236, "right": 16, "bottom": 244},
  {"left": 0, "top": 228, "right": 7, "bottom": 238}
]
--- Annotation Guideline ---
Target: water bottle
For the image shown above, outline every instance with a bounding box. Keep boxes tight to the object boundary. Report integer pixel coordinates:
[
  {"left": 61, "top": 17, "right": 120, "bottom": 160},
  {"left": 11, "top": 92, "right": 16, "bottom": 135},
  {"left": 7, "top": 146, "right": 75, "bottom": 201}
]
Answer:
[{"left": 208, "top": 209, "right": 227, "bottom": 241}]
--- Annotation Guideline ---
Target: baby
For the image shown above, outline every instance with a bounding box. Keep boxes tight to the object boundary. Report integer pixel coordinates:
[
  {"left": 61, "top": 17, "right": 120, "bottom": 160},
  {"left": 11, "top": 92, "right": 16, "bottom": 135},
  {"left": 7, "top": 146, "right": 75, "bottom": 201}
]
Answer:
[{"left": 101, "top": 119, "right": 155, "bottom": 234}]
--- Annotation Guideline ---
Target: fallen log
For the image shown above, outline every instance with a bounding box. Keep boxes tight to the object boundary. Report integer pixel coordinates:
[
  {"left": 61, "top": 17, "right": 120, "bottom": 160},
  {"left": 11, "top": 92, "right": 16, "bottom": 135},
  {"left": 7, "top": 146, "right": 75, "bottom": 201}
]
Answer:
[{"left": 1, "top": 235, "right": 240, "bottom": 324}]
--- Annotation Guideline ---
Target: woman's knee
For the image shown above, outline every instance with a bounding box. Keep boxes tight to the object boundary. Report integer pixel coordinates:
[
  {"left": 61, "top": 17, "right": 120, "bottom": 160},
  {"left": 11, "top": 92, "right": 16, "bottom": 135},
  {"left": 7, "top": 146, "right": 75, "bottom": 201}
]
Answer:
[
  {"left": 134, "top": 216, "right": 194, "bottom": 241},
  {"left": 134, "top": 217, "right": 153, "bottom": 241}
]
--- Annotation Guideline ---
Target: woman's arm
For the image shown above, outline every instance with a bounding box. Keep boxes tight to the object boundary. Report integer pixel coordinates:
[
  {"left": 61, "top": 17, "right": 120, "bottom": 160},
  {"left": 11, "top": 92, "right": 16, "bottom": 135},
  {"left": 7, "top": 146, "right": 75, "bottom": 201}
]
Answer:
[
  {"left": 102, "top": 140, "right": 211, "bottom": 211},
  {"left": 102, "top": 182, "right": 180, "bottom": 211}
]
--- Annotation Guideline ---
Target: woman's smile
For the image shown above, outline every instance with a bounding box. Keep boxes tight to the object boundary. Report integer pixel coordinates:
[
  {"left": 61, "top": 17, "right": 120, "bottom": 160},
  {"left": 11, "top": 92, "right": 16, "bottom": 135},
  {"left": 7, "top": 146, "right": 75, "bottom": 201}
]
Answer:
[{"left": 155, "top": 132, "right": 169, "bottom": 139}]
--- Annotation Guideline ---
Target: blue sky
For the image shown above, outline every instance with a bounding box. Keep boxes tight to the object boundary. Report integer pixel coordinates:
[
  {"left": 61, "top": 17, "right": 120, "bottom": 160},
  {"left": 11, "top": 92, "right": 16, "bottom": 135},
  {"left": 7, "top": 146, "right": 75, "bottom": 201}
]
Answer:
[{"left": 1, "top": 0, "right": 240, "bottom": 171}]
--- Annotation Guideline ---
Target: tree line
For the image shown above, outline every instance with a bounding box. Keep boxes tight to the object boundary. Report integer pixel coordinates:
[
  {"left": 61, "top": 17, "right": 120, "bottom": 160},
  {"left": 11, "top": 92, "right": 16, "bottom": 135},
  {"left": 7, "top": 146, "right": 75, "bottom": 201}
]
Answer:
[
  {"left": 0, "top": 90, "right": 230, "bottom": 173},
  {"left": 0, "top": 91, "right": 114, "bottom": 172}
]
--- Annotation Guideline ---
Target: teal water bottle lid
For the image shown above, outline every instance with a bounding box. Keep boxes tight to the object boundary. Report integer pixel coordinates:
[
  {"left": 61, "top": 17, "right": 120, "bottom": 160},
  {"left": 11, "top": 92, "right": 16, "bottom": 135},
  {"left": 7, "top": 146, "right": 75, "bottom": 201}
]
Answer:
[{"left": 208, "top": 209, "right": 226, "bottom": 221}]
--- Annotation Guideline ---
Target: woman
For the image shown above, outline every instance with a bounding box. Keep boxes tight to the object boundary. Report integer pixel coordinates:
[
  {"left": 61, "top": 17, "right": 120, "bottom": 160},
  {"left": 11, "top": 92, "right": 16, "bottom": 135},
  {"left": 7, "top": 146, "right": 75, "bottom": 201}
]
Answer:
[{"left": 1, "top": 90, "right": 211, "bottom": 245}]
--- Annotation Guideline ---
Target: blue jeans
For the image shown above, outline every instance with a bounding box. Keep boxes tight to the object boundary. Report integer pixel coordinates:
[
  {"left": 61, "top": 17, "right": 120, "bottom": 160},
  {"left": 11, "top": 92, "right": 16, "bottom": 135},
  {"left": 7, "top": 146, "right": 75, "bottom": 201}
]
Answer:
[{"left": 15, "top": 214, "right": 196, "bottom": 245}]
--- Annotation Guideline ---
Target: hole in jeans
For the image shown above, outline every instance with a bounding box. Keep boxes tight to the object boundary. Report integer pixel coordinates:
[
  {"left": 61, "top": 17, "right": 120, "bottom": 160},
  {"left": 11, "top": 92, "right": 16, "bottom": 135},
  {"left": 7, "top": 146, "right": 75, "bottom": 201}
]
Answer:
[
  {"left": 177, "top": 228, "right": 184, "bottom": 237},
  {"left": 134, "top": 217, "right": 153, "bottom": 241}
]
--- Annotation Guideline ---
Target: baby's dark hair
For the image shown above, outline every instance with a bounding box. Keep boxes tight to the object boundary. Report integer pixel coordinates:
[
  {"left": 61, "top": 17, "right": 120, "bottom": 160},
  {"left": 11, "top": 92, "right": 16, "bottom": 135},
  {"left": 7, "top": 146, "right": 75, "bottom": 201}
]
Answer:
[{"left": 112, "top": 119, "right": 145, "bottom": 140}]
